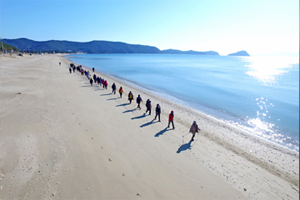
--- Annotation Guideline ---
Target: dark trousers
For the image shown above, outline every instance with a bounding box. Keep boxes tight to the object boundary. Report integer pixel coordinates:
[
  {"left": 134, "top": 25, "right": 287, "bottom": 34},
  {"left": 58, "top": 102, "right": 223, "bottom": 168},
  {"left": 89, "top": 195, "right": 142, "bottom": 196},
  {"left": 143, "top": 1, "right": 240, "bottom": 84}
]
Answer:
[
  {"left": 146, "top": 108, "right": 151, "bottom": 115},
  {"left": 154, "top": 113, "right": 160, "bottom": 121},
  {"left": 168, "top": 120, "right": 174, "bottom": 129},
  {"left": 191, "top": 132, "right": 196, "bottom": 141}
]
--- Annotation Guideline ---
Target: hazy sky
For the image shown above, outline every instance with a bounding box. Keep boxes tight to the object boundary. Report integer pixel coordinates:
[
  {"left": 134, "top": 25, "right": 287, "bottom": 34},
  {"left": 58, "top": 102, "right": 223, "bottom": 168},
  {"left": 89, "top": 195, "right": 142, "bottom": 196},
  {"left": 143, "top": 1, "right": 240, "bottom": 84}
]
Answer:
[{"left": 0, "top": 0, "right": 298, "bottom": 55}]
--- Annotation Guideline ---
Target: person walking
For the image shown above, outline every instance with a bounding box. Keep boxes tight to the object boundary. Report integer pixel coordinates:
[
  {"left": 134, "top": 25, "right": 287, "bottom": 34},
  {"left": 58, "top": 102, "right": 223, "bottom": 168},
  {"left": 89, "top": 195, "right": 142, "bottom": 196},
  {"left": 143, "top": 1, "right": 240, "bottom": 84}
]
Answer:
[
  {"left": 112, "top": 83, "right": 116, "bottom": 94},
  {"left": 189, "top": 121, "right": 200, "bottom": 141},
  {"left": 154, "top": 104, "right": 161, "bottom": 122},
  {"left": 168, "top": 111, "right": 175, "bottom": 129},
  {"left": 90, "top": 78, "right": 93, "bottom": 86},
  {"left": 99, "top": 77, "right": 103, "bottom": 86},
  {"left": 145, "top": 99, "right": 151, "bottom": 115},
  {"left": 136, "top": 95, "right": 142, "bottom": 109},
  {"left": 128, "top": 91, "right": 134, "bottom": 104},
  {"left": 119, "top": 87, "right": 123, "bottom": 98},
  {"left": 93, "top": 74, "right": 97, "bottom": 83},
  {"left": 104, "top": 80, "right": 108, "bottom": 89}
]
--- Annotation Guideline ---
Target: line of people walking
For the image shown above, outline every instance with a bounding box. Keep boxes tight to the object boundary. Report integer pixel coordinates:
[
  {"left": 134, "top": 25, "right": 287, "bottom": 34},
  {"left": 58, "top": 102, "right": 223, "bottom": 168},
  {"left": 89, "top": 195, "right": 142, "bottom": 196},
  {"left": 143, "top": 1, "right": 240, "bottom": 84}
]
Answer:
[
  {"left": 67, "top": 63, "right": 200, "bottom": 141},
  {"left": 126, "top": 91, "right": 174, "bottom": 129}
]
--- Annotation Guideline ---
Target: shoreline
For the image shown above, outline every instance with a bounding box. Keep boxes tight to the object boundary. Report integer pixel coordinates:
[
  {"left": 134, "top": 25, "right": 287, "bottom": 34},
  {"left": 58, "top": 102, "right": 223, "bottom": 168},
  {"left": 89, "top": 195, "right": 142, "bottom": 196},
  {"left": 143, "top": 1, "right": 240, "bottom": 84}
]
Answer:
[
  {"left": 1, "top": 53, "right": 298, "bottom": 199},
  {"left": 65, "top": 54, "right": 299, "bottom": 153},
  {"left": 64, "top": 54, "right": 299, "bottom": 184},
  {"left": 115, "top": 75, "right": 300, "bottom": 153},
  {"left": 108, "top": 72, "right": 299, "bottom": 154},
  {"left": 65, "top": 55, "right": 299, "bottom": 153}
]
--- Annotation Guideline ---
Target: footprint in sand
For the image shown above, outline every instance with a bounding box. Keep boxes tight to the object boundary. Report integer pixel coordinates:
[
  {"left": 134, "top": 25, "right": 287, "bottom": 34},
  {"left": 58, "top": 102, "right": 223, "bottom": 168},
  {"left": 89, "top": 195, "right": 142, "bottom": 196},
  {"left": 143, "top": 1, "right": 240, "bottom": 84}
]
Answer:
[{"left": 0, "top": 174, "right": 4, "bottom": 181}]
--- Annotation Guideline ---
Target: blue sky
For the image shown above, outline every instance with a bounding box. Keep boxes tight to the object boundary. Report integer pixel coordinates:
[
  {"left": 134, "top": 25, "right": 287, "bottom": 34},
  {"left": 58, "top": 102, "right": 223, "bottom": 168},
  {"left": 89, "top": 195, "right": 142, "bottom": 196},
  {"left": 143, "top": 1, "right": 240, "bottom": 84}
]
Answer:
[{"left": 0, "top": 0, "right": 298, "bottom": 56}]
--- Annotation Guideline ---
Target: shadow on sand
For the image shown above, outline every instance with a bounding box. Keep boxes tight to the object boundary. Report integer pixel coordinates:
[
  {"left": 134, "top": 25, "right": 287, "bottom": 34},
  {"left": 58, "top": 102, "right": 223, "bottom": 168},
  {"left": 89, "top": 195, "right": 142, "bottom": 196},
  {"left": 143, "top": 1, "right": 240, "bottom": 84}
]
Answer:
[
  {"left": 107, "top": 97, "right": 118, "bottom": 101},
  {"left": 100, "top": 93, "right": 111, "bottom": 96},
  {"left": 176, "top": 140, "right": 192, "bottom": 154},
  {"left": 131, "top": 113, "right": 146, "bottom": 120},
  {"left": 154, "top": 127, "right": 171, "bottom": 137},
  {"left": 94, "top": 86, "right": 105, "bottom": 91},
  {"left": 140, "top": 119, "right": 158, "bottom": 128},
  {"left": 123, "top": 108, "right": 137, "bottom": 113},
  {"left": 116, "top": 103, "right": 130, "bottom": 107}
]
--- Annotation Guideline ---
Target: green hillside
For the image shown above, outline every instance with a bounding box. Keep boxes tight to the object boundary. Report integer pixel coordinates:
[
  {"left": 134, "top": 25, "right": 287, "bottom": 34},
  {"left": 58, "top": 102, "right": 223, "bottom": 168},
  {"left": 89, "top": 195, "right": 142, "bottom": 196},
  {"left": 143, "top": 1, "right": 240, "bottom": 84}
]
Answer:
[{"left": 0, "top": 42, "right": 19, "bottom": 52}]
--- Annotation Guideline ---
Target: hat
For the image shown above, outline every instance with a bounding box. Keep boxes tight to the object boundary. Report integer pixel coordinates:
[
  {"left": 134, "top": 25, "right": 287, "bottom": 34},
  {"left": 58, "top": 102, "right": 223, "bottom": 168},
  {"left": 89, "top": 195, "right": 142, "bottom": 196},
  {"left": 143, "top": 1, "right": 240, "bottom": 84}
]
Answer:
[{"left": 193, "top": 121, "right": 196, "bottom": 123}]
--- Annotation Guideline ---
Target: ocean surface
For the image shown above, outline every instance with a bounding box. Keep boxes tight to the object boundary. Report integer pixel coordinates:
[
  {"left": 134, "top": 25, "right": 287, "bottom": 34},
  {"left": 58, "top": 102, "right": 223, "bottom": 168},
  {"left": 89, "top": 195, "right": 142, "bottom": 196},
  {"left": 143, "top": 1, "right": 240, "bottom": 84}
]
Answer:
[{"left": 66, "top": 54, "right": 299, "bottom": 152}]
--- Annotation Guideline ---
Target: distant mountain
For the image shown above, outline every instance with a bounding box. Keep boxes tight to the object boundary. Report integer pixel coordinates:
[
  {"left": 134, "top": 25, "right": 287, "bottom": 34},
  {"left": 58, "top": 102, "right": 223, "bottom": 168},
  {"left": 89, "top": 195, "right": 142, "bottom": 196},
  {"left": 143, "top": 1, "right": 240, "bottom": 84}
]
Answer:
[
  {"left": 227, "top": 50, "right": 250, "bottom": 56},
  {"left": 162, "top": 49, "right": 219, "bottom": 56},
  {"left": 2, "top": 38, "right": 161, "bottom": 54},
  {"left": 2, "top": 38, "right": 224, "bottom": 55}
]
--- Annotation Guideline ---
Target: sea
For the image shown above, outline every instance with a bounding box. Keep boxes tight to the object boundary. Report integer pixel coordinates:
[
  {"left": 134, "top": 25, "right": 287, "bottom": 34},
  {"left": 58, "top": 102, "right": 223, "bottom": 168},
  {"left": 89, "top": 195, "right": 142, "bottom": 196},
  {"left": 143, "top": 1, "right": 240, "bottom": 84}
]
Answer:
[{"left": 66, "top": 54, "right": 299, "bottom": 152}]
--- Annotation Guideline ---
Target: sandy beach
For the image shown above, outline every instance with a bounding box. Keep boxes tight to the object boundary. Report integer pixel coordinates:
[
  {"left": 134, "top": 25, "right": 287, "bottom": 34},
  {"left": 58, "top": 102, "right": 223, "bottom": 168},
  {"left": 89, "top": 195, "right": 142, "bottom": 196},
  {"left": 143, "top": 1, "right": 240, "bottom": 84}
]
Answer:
[{"left": 0, "top": 54, "right": 298, "bottom": 199}]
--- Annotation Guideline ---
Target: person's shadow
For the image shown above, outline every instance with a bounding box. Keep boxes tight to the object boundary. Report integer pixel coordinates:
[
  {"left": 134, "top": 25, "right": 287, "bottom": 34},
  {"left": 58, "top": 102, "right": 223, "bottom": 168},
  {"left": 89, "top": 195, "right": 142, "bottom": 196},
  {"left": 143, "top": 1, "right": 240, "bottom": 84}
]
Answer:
[
  {"left": 123, "top": 108, "right": 137, "bottom": 113},
  {"left": 116, "top": 103, "right": 130, "bottom": 107},
  {"left": 154, "top": 127, "right": 170, "bottom": 137},
  {"left": 176, "top": 140, "right": 192, "bottom": 154},
  {"left": 107, "top": 97, "right": 118, "bottom": 101},
  {"left": 131, "top": 113, "right": 146, "bottom": 120},
  {"left": 100, "top": 93, "right": 111, "bottom": 96},
  {"left": 140, "top": 119, "right": 157, "bottom": 128}
]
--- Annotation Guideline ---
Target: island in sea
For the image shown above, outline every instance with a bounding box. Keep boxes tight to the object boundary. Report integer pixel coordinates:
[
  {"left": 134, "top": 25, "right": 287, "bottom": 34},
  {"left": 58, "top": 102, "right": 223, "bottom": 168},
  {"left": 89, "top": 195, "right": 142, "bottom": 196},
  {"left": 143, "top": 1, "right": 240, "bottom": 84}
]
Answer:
[{"left": 227, "top": 50, "right": 250, "bottom": 56}]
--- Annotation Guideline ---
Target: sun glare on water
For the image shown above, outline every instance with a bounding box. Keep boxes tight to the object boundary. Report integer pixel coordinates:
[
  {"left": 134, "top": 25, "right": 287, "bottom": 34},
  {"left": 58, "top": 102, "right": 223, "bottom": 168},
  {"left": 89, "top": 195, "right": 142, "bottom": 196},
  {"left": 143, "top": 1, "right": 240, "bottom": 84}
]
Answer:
[
  {"left": 244, "top": 56, "right": 296, "bottom": 85},
  {"left": 237, "top": 56, "right": 299, "bottom": 151}
]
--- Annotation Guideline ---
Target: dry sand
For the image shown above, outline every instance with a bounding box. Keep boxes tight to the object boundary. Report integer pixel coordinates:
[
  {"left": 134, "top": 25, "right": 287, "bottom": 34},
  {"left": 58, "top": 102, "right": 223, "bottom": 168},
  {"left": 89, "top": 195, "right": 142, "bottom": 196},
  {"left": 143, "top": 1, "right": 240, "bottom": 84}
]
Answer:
[{"left": 0, "top": 54, "right": 298, "bottom": 199}]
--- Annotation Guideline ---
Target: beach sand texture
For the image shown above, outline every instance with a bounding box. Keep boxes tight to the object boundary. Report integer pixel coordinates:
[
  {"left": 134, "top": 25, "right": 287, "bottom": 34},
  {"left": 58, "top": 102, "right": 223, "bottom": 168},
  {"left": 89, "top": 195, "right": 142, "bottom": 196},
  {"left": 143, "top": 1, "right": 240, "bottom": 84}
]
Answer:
[{"left": 0, "top": 54, "right": 298, "bottom": 199}]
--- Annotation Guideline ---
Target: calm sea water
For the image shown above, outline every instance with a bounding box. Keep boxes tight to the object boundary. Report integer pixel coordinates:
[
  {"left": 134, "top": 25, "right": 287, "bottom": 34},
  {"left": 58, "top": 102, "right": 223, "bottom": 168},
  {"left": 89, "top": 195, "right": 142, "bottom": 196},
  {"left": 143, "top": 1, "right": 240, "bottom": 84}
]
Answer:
[{"left": 66, "top": 54, "right": 299, "bottom": 151}]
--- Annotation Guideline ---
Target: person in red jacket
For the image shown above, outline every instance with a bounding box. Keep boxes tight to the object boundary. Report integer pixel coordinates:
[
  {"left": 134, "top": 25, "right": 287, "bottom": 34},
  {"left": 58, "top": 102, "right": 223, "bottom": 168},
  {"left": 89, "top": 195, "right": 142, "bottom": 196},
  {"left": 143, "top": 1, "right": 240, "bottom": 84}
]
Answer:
[
  {"left": 104, "top": 80, "right": 108, "bottom": 89},
  {"left": 168, "top": 111, "right": 175, "bottom": 129}
]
